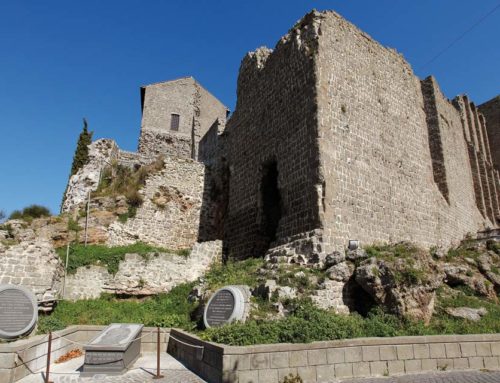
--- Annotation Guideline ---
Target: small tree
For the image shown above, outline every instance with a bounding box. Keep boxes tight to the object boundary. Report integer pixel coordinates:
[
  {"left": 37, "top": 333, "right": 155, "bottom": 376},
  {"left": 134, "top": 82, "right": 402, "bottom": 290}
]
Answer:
[
  {"left": 0, "top": 210, "right": 5, "bottom": 221},
  {"left": 70, "top": 118, "right": 93, "bottom": 176}
]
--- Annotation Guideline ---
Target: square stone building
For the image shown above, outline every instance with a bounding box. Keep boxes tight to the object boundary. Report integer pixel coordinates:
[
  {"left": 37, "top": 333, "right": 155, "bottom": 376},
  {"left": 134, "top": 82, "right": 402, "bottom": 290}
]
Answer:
[
  {"left": 219, "top": 10, "right": 500, "bottom": 260},
  {"left": 138, "top": 77, "right": 228, "bottom": 160}
]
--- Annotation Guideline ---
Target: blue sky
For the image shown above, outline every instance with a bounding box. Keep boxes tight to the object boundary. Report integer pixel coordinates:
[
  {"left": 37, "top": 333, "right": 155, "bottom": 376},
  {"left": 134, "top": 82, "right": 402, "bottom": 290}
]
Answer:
[{"left": 0, "top": 0, "right": 499, "bottom": 217}]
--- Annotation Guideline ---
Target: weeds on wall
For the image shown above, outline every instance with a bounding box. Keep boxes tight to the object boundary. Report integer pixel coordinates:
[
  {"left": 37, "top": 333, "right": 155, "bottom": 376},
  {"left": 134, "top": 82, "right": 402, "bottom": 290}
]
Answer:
[
  {"left": 56, "top": 242, "right": 189, "bottom": 275},
  {"left": 93, "top": 156, "right": 165, "bottom": 222}
]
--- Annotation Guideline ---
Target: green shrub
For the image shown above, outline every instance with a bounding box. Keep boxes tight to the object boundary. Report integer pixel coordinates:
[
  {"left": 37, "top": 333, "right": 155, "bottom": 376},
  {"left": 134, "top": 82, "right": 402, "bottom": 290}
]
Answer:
[
  {"left": 9, "top": 204, "right": 51, "bottom": 221},
  {"left": 282, "top": 374, "right": 303, "bottom": 383},
  {"left": 38, "top": 283, "right": 197, "bottom": 334}
]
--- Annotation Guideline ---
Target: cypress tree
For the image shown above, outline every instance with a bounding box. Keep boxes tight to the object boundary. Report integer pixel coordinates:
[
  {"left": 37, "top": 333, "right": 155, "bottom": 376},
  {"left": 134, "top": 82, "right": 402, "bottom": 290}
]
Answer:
[
  {"left": 70, "top": 118, "right": 93, "bottom": 176},
  {"left": 61, "top": 119, "right": 94, "bottom": 212}
]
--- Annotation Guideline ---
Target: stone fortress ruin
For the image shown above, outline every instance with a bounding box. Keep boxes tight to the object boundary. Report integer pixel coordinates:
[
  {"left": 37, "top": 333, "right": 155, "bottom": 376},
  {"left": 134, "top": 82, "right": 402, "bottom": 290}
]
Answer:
[{"left": 62, "top": 10, "right": 500, "bottom": 265}]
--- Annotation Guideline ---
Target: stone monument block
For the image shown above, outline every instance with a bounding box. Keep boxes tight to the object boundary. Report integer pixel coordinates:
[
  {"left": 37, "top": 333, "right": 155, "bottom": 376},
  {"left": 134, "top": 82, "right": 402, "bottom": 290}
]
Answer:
[
  {"left": 82, "top": 323, "right": 143, "bottom": 376},
  {"left": 0, "top": 285, "right": 38, "bottom": 340},
  {"left": 203, "top": 285, "right": 251, "bottom": 328}
]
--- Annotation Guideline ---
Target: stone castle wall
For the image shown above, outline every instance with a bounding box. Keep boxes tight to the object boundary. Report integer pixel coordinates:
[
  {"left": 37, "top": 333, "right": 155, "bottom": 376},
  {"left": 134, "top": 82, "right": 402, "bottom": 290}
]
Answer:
[
  {"left": 222, "top": 10, "right": 499, "bottom": 260},
  {"left": 480, "top": 96, "right": 500, "bottom": 170},
  {"left": 479, "top": 96, "right": 500, "bottom": 205},
  {"left": 223, "top": 19, "right": 323, "bottom": 259}
]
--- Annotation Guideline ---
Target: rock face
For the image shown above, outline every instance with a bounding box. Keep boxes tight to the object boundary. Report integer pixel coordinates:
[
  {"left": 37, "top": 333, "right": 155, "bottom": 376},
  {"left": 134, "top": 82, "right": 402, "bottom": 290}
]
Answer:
[
  {"left": 62, "top": 139, "right": 119, "bottom": 213},
  {"left": 442, "top": 263, "right": 498, "bottom": 300},
  {"left": 64, "top": 240, "right": 222, "bottom": 300},
  {"left": 0, "top": 240, "right": 64, "bottom": 310},
  {"left": 355, "top": 250, "right": 442, "bottom": 323},
  {"left": 446, "top": 307, "right": 487, "bottom": 321}
]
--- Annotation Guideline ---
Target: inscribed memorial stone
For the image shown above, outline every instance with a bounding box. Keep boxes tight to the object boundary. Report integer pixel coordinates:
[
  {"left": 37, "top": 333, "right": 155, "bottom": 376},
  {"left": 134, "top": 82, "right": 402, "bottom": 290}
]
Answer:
[{"left": 0, "top": 285, "right": 38, "bottom": 340}]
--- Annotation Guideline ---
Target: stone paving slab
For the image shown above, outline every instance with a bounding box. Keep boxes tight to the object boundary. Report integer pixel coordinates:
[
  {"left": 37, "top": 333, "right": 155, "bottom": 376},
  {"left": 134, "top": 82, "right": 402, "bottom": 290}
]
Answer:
[
  {"left": 17, "top": 353, "right": 206, "bottom": 383},
  {"left": 339, "top": 370, "right": 500, "bottom": 383}
]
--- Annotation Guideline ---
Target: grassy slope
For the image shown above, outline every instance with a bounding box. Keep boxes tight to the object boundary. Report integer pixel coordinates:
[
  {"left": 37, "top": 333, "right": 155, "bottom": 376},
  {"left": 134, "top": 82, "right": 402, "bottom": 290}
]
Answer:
[{"left": 40, "top": 244, "right": 500, "bottom": 345}]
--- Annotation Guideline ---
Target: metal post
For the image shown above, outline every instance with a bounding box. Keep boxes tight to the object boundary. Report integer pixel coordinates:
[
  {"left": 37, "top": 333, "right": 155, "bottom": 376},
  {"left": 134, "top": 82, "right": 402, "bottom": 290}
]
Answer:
[
  {"left": 61, "top": 243, "right": 70, "bottom": 299},
  {"left": 45, "top": 332, "right": 53, "bottom": 383},
  {"left": 84, "top": 190, "right": 90, "bottom": 247},
  {"left": 153, "top": 327, "right": 164, "bottom": 379}
]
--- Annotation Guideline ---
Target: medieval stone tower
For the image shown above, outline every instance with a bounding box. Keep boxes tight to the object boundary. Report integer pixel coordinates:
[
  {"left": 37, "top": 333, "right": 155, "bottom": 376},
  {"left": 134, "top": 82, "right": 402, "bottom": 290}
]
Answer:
[
  {"left": 221, "top": 10, "right": 500, "bottom": 260},
  {"left": 138, "top": 77, "right": 228, "bottom": 160}
]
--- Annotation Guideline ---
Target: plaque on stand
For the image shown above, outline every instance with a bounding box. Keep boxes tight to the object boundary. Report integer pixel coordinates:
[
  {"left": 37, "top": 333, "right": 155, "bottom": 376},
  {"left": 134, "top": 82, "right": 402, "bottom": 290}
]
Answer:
[
  {"left": 0, "top": 285, "right": 38, "bottom": 340},
  {"left": 203, "top": 285, "right": 251, "bottom": 328}
]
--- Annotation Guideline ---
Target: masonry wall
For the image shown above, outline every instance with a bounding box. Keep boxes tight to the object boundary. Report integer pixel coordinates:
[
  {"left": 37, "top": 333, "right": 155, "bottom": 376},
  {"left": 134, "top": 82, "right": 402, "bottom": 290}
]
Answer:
[
  {"left": 107, "top": 156, "right": 208, "bottom": 250},
  {"left": 223, "top": 14, "right": 323, "bottom": 259},
  {"left": 64, "top": 240, "right": 221, "bottom": 300},
  {"left": 138, "top": 77, "right": 227, "bottom": 160},
  {"left": 193, "top": 84, "right": 228, "bottom": 160},
  {"left": 169, "top": 329, "right": 500, "bottom": 383},
  {"left": 0, "top": 240, "right": 63, "bottom": 302},
  {"left": 479, "top": 96, "right": 500, "bottom": 171},
  {"left": 314, "top": 11, "right": 491, "bottom": 252},
  {"left": 138, "top": 78, "right": 196, "bottom": 158}
]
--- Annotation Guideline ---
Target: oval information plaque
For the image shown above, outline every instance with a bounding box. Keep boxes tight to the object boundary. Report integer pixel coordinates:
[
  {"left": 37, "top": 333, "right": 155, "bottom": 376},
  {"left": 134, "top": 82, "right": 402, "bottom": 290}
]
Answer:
[
  {"left": 203, "top": 285, "right": 250, "bottom": 328},
  {"left": 0, "top": 285, "right": 38, "bottom": 340}
]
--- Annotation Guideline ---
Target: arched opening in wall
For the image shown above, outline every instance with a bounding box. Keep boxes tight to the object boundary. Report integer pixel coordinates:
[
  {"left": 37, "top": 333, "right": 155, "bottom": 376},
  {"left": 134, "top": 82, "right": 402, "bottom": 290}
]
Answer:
[
  {"left": 343, "top": 276, "right": 376, "bottom": 317},
  {"left": 259, "top": 160, "right": 282, "bottom": 256}
]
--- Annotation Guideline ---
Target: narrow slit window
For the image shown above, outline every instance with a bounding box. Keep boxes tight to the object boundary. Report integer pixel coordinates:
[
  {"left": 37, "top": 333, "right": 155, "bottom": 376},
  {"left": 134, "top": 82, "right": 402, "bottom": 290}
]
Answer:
[{"left": 170, "top": 114, "right": 180, "bottom": 131}]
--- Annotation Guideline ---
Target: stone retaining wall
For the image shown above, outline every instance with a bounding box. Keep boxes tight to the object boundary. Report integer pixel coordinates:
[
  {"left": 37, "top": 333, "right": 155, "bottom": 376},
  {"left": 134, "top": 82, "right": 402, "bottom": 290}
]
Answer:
[
  {"left": 64, "top": 240, "right": 222, "bottom": 299},
  {"left": 169, "top": 329, "right": 500, "bottom": 383},
  {"left": 0, "top": 325, "right": 170, "bottom": 383}
]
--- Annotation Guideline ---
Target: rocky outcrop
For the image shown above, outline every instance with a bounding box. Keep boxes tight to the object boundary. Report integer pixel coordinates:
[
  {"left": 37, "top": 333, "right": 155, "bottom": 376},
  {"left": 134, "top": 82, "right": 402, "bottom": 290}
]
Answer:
[
  {"left": 62, "top": 139, "right": 119, "bottom": 213},
  {"left": 446, "top": 307, "right": 487, "bottom": 321},
  {"left": 355, "top": 248, "right": 443, "bottom": 324}
]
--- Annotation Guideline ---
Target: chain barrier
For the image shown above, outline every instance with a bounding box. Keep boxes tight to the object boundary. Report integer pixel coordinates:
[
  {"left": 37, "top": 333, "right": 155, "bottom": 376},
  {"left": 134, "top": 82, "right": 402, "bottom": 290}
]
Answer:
[{"left": 168, "top": 334, "right": 204, "bottom": 349}]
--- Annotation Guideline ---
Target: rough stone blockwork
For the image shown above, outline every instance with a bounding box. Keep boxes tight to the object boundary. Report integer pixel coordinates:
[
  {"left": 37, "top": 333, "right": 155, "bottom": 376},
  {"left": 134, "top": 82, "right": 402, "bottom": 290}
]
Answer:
[
  {"left": 480, "top": 96, "right": 500, "bottom": 171},
  {"left": 64, "top": 240, "right": 221, "bottom": 300},
  {"left": 108, "top": 156, "right": 208, "bottom": 250},
  {"left": 223, "top": 15, "right": 322, "bottom": 260},
  {"left": 0, "top": 240, "right": 63, "bottom": 302},
  {"left": 223, "top": 10, "right": 498, "bottom": 260}
]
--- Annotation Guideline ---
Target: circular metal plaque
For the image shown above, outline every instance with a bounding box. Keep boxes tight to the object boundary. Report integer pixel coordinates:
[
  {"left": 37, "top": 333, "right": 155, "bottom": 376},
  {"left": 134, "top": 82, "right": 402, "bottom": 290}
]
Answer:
[
  {"left": 203, "top": 286, "right": 247, "bottom": 328},
  {"left": 0, "top": 285, "right": 38, "bottom": 339}
]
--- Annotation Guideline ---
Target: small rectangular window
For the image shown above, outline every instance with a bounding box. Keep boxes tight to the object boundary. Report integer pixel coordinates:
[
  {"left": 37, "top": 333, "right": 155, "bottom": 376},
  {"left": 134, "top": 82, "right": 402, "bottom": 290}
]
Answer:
[{"left": 170, "top": 114, "right": 180, "bottom": 131}]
